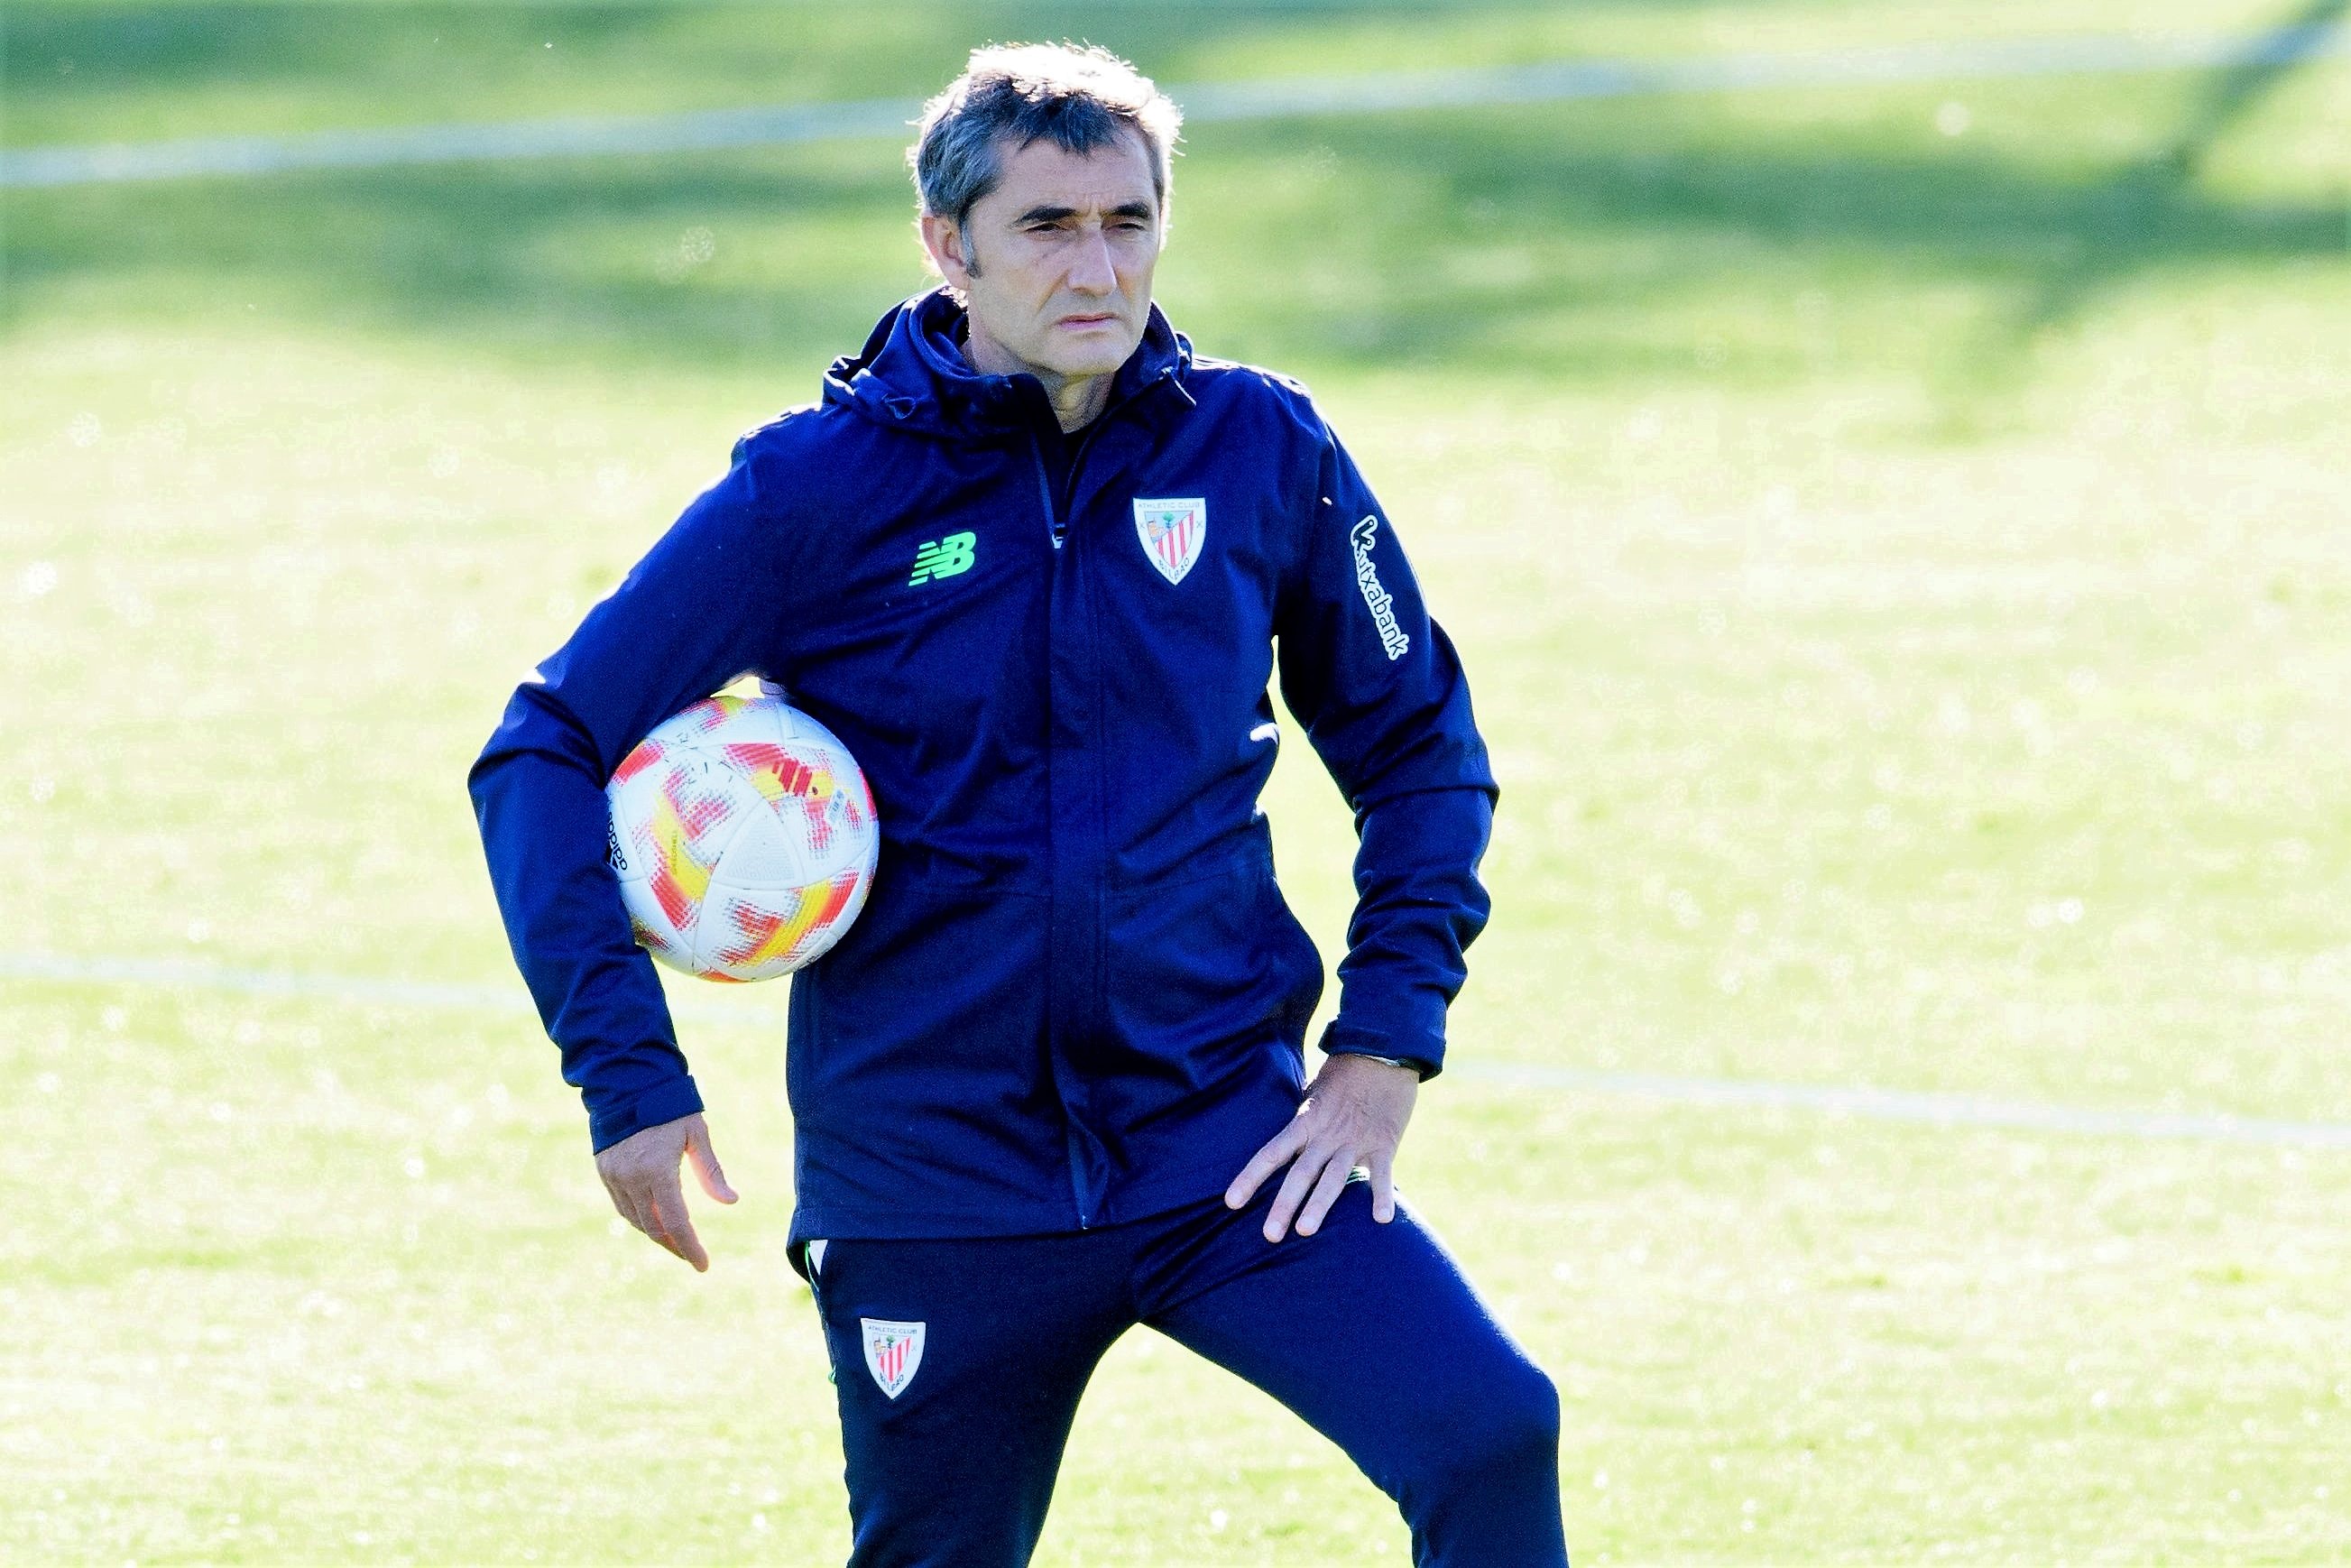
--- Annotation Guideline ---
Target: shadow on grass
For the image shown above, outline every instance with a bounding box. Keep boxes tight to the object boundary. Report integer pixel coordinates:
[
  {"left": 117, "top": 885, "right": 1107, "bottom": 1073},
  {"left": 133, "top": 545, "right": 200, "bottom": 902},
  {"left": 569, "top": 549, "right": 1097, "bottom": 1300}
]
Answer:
[
  {"left": 3, "top": 0, "right": 1743, "bottom": 136},
  {"left": 3, "top": 3, "right": 2346, "bottom": 398},
  {"left": 1208, "top": 106, "right": 2349, "bottom": 375},
  {"left": 1993, "top": 0, "right": 2348, "bottom": 354}
]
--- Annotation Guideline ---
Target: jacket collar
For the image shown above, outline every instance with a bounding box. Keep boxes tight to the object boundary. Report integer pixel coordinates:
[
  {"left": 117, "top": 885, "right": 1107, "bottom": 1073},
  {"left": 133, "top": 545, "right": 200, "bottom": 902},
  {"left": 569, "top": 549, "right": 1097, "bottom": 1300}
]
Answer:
[{"left": 823, "top": 286, "right": 1194, "bottom": 439}]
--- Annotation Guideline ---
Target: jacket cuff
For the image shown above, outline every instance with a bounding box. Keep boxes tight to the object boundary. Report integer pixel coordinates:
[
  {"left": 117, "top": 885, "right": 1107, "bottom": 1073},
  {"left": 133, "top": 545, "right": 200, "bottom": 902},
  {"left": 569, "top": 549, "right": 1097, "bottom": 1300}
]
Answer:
[
  {"left": 1318, "top": 1018, "right": 1443, "bottom": 1080},
  {"left": 585, "top": 1073, "right": 706, "bottom": 1153}
]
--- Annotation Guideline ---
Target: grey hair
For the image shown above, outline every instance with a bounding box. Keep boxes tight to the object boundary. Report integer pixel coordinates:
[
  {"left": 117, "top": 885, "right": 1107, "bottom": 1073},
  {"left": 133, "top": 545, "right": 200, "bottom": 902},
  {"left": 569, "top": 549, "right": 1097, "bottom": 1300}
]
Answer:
[{"left": 908, "top": 42, "right": 1183, "bottom": 275}]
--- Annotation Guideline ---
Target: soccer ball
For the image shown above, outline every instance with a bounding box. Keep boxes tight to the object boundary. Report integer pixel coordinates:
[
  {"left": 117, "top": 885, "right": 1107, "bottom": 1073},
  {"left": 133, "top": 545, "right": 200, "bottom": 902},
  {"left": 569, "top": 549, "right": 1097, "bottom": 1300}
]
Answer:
[{"left": 605, "top": 692, "right": 879, "bottom": 982}]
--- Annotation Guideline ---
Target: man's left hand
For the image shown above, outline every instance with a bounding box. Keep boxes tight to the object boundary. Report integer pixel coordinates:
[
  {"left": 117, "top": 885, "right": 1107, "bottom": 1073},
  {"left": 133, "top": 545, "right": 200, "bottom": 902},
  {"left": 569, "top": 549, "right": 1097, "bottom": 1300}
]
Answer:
[{"left": 1224, "top": 1052, "right": 1419, "bottom": 1242}]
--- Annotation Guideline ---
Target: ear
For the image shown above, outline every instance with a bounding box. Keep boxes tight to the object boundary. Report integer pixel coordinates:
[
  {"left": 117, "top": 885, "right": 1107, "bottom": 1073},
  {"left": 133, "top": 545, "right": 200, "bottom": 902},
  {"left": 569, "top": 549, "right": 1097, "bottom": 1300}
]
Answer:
[{"left": 918, "top": 212, "right": 974, "bottom": 291}]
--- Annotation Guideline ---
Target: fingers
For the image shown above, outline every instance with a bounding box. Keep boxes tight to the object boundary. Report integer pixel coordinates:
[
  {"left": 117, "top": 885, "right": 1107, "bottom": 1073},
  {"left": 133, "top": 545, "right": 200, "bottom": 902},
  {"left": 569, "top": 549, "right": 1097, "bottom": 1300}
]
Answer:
[
  {"left": 1293, "top": 1154, "right": 1356, "bottom": 1239},
  {"left": 1225, "top": 1119, "right": 1309, "bottom": 1211},
  {"left": 601, "top": 1174, "right": 646, "bottom": 1238},
  {"left": 613, "top": 1176, "right": 665, "bottom": 1252},
  {"left": 1263, "top": 1139, "right": 1335, "bottom": 1243},
  {"left": 687, "top": 1122, "right": 740, "bottom": 1205},
  {"left": 593, "top": 1115, "right": 726, "bottom": 1271},
  {"left": 1233, "top": 1079, "right": 1410, "bottom": 1240},
  {"left": 602, "top": 1161, "right": 708, "bottom": 1270},
  {"left": 642, "top": 1185, "right": 709, "bottom": 1273}
]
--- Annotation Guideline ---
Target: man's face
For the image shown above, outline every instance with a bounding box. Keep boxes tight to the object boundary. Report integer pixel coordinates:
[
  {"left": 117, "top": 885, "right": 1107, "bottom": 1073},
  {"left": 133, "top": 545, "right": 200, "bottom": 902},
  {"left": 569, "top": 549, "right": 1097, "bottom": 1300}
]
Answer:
[{"left": 923, "top": 127, "right": 1164, "bottom": 382}]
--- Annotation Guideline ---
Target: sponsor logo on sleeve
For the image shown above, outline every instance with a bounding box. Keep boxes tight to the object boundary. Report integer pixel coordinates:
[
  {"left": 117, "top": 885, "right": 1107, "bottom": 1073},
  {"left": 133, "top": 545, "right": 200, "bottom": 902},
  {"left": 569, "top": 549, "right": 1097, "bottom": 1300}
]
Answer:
[{"left": 1348, "top": 514, "right": 1411, "bottom": 661}]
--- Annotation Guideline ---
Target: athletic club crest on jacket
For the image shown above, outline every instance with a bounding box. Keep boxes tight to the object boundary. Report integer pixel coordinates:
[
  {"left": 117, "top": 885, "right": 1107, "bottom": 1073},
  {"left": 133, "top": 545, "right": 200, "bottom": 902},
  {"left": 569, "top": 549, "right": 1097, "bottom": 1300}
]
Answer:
[
  {"left": 470, "top": 286, "right": 1499, "bottom": 1248},
  {"left": 1133, "top": 496, "right": 1205, "bottom": 585},
  {"left": 862, "top": 1318, "right": 925, "bottom": 1398}
]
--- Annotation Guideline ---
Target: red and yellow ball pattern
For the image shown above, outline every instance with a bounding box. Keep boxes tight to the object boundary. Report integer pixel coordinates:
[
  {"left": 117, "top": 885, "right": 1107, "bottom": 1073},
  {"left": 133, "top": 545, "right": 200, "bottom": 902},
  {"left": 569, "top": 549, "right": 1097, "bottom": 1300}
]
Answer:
[{"left": 605, "top": 692, "right": 879, "bottom": 982}]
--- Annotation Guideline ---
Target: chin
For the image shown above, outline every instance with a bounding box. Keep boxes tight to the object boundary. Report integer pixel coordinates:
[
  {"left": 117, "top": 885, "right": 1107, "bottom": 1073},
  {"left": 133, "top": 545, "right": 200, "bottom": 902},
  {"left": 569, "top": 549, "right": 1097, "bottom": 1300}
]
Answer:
[
  {"left": 1066, "top": 346, "right": 1142, "bottom": 379},
  {"left": 1032, "top": 328, "right": 1141, "bottom": 380}
]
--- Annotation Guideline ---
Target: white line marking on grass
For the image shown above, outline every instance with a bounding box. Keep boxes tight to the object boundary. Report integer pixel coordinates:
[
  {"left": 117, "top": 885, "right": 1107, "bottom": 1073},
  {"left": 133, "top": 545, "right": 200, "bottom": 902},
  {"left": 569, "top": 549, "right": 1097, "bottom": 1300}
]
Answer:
[
  {"left": 1, "top": 97, "right": 920, "bottom": 189},
  {"left": 8, "top": 951, "right": 2351, "bottom": 1149},
  {"left": 5, "top": 25, "right": 2344, "bottom": 189}
]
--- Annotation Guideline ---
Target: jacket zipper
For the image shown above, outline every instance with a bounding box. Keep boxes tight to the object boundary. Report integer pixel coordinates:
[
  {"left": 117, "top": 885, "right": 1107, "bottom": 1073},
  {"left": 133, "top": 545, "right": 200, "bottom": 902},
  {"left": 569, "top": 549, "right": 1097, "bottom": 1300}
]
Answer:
[
  {"left": 1028, "top": 407, "right": 1117, "bottom": 549},
  {"left": 1032, "top": 408, "right": 1110, "bottom": 1230},
  {"left": 1036, "top": 375, "right": 1166, "bottom": 1227},
  {"left": 1028, "top": 430, "right": 1062, "bottom": 550}
]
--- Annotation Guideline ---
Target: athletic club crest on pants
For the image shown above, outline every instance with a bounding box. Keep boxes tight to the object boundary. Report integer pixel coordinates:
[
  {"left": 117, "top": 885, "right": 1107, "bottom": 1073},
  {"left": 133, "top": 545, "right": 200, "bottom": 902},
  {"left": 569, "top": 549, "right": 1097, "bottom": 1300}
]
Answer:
[
  {"left": 1133, "top": 497, "right": 1206, "bottom": 585},
  {"left": 861, "top": 1317, "right": 926, "bottom": 1399}
]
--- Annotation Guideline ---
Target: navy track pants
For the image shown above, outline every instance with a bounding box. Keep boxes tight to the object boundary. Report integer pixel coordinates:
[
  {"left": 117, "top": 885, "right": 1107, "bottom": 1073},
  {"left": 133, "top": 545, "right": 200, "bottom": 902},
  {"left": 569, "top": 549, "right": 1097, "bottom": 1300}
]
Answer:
[{"left": 805, "top": 1179, "right": 1568, "bottom": 1567}]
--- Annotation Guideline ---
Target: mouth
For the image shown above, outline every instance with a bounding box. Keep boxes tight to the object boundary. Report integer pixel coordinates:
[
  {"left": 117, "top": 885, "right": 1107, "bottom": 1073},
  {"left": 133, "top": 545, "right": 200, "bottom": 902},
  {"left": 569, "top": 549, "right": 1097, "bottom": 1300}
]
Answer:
[{"left": 1056, "top": 312, "right": 1119, "bottom": 329}]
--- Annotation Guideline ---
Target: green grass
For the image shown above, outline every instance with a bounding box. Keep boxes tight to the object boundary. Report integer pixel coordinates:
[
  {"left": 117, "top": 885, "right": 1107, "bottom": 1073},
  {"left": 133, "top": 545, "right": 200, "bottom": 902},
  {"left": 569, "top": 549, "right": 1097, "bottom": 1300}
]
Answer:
[{"left": 5, "top": 2, "right": 2351, "bottom": 1561}]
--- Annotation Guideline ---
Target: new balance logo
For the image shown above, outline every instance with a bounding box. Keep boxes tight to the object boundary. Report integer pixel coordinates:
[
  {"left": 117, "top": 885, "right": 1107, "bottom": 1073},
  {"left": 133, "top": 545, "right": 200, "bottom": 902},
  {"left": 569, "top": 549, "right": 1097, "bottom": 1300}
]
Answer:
[{"left": 908, "top": 531, "right": 976, "bottom": 585}]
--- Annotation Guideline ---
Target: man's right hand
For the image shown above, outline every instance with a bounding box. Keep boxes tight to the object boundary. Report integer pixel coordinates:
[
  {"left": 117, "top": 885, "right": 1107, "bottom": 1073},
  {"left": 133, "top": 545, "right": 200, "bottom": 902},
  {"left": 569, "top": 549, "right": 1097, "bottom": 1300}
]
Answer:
[{"left": 595, "top": 1111, "right": 739, "bottom": 1272}]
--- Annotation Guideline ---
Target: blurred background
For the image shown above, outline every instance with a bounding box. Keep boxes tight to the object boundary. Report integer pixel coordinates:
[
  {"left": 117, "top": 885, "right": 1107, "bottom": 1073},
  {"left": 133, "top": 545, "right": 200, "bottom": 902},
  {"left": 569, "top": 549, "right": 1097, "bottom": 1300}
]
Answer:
[{"left": 4, "top": 2, "right": 2347, "bottom": 1560}]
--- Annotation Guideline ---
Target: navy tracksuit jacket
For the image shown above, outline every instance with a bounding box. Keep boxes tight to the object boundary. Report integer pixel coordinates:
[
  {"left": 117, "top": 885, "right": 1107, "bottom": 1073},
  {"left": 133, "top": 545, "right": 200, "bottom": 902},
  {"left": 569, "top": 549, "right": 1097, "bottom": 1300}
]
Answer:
[
  {"left": 469, "top": 287, "right": 1499, "bottom": 1249},
  {"left": 470, "top": 290, "right": 1567, "bottom": 1566}
]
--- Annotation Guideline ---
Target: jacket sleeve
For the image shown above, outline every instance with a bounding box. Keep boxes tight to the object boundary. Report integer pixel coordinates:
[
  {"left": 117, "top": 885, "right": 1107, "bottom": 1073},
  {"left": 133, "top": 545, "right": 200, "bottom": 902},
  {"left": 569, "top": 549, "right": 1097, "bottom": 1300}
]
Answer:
[
  {"left": 1273, "top": 415, "right": 1498, "bottom": 1078},
  {"left": 467, "top": 450, "right": 788, "bottom": 1150}
]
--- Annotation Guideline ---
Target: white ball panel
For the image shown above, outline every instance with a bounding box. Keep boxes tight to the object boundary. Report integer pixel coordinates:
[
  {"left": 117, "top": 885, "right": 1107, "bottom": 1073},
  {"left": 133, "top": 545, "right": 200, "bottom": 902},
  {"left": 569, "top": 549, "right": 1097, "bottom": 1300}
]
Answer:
[
  {"left": 715, "top": 802, "right": 810, "bottom": 890},
  {"left": 608, "top": 693, "right": 880, "bottom": 984}
]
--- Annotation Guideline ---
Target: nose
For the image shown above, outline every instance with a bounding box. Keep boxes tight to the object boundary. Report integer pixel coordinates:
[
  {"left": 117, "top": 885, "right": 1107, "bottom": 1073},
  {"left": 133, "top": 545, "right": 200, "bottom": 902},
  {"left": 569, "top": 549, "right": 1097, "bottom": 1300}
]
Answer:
[{"left": 1066, "top": 226, "right": 1117, "bottom": 296}]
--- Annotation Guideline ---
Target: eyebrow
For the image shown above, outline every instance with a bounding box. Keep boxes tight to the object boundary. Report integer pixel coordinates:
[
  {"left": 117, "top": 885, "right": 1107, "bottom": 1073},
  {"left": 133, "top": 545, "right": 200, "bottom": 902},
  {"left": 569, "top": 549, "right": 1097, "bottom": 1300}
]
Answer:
[{"left": 1011, "top": 200, "right": 1157, "bottom": 226}]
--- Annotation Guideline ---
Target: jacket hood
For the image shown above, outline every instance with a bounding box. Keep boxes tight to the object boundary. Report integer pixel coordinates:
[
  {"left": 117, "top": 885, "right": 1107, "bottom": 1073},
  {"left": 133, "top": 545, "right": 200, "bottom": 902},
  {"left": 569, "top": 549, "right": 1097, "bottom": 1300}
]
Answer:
[{"left": 823, "top": 286, "right": 1194, "bottom": 438}]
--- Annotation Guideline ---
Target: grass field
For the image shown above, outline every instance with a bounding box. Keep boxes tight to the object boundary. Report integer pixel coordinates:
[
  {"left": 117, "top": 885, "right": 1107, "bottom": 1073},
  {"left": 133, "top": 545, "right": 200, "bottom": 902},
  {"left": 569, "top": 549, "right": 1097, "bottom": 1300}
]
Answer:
[{"left": 5, "top": 2, "right": 2351, "bottom": 1561}]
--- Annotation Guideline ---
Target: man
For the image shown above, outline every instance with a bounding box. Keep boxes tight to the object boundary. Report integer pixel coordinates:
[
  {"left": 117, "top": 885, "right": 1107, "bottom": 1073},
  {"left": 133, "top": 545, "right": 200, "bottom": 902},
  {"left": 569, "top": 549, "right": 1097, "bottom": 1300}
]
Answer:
[{"left": 470, "top": 42, "right": 1566, "bottom": 1567}]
